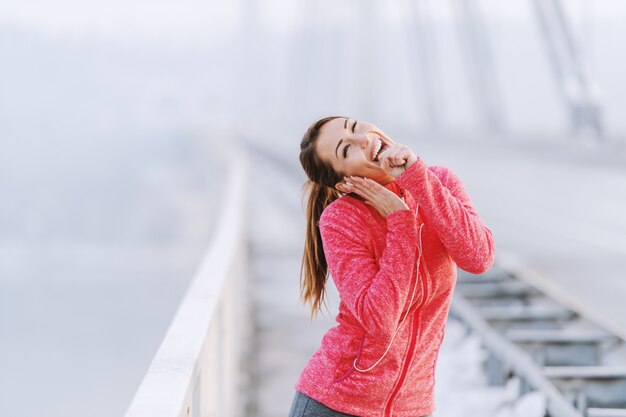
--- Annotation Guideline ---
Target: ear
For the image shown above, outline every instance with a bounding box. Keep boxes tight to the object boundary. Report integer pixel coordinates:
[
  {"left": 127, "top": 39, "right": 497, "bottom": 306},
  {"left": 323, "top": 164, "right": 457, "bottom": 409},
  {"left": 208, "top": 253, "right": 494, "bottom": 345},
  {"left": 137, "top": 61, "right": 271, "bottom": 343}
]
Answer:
[{"left": 335, "top": 180, "right": 347, "bottom": 193}]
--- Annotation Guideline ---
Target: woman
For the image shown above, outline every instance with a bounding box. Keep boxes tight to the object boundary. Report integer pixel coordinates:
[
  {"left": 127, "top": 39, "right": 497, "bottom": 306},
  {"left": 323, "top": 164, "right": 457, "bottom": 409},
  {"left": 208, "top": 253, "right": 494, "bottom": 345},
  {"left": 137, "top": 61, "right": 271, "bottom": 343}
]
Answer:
[{"left": 291, "top": 116, "right": 495, "bottom": 417}]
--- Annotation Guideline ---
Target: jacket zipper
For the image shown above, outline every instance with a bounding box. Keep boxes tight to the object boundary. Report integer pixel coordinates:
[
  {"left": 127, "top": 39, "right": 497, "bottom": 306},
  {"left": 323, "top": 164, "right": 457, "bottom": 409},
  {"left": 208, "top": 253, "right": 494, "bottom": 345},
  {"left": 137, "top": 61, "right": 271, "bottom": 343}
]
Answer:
[
  {"left": 382, "top": 308, "right": 421, "bottom": 416},
  {"left": 382, "top": 247, "right": 426, "bottom": 416},
  {"left": 381, "top": 219, "right": 426, "bottom": 416}
]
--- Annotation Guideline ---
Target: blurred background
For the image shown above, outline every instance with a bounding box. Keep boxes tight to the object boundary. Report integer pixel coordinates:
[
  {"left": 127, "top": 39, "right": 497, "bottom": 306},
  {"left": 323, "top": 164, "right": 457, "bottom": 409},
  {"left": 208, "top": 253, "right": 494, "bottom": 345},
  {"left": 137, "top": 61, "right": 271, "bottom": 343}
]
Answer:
[{"left": 1, "top": 1, "right": 625, "bottom": 416}]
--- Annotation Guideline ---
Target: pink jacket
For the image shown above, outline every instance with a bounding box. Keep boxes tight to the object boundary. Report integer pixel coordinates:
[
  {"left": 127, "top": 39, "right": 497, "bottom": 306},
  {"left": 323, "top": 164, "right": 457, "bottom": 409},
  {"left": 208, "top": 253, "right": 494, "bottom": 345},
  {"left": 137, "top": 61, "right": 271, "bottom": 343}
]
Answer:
[{"left": 295, "top": 157, "right": 495, "bottom": 417}]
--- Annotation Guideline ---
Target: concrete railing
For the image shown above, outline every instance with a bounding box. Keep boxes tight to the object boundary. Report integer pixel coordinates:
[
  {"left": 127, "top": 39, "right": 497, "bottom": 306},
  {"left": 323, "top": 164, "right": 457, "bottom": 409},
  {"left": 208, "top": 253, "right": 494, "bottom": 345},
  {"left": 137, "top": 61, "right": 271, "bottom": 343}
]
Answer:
[{"left": 125, "top": 144, "right": 248, "bottom": 417}]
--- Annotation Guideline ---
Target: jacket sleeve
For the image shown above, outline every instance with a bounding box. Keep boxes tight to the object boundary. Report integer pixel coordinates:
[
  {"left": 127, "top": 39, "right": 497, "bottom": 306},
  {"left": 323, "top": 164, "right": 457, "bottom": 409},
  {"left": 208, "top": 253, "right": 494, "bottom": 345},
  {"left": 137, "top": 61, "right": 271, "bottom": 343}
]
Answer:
[
  {"left": 319, "top": 201, "right": 419, "bottom": 339},
  {"left": 395, "top": 157, "right": 495, "bottom": 274}
]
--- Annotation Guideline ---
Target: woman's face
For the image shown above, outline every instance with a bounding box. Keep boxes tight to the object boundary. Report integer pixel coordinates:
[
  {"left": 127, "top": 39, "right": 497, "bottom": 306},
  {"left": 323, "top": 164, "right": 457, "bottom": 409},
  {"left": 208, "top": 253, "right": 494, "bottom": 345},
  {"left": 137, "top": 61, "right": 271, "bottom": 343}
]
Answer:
[{"left": 316, "top": 117, "right": 396, "bottom": 187}]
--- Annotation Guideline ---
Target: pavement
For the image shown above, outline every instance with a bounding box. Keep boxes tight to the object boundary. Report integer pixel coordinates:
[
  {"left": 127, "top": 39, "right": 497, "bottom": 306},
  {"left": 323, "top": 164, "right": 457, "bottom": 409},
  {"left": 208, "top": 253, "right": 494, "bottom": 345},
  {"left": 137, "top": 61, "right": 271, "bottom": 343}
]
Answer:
[{"left": 245, "top": 136, "right": 326, "bottom": 416}]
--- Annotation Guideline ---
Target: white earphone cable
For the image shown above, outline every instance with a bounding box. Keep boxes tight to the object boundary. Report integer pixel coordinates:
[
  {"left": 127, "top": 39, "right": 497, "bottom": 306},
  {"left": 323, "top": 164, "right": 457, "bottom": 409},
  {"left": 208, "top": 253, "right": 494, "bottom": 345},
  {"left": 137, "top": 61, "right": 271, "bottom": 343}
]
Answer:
[{"left": 353, "top": 222, "right": 424, "bottom": 373}]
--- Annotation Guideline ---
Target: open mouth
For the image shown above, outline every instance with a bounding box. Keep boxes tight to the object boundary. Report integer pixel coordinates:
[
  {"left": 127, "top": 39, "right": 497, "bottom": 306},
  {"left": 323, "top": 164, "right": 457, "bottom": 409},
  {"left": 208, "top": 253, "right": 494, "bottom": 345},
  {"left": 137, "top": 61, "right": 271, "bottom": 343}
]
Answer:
[{"left": 371, "top": 138, "right": 388, "bottom": 164}]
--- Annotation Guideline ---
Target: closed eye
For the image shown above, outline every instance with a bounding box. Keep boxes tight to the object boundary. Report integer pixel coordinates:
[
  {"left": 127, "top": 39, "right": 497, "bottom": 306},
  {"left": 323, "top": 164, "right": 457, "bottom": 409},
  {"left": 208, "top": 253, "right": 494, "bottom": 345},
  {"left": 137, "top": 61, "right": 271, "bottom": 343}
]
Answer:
[{"left": 342, "top": 144, "right": 350, "bottom": 158}]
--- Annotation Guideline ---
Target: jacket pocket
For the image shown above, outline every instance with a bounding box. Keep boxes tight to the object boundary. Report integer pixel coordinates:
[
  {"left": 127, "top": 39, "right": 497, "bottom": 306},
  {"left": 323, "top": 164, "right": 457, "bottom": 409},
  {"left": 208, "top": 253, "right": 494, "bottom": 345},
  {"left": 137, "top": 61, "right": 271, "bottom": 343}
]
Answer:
[{"left": 333, "top": 337, "right": 365, "bottom": 383}]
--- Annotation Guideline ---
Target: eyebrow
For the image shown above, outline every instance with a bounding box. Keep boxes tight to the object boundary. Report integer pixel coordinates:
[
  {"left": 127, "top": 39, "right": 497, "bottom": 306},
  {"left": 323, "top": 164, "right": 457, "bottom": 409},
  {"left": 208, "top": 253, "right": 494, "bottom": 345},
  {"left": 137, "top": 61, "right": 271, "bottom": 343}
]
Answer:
[
  {"left": 335, "top": 118, "right": 356, "bottom": 159},
  {"left": 334, "top": 139, "right": 343, "bottom": 160}
]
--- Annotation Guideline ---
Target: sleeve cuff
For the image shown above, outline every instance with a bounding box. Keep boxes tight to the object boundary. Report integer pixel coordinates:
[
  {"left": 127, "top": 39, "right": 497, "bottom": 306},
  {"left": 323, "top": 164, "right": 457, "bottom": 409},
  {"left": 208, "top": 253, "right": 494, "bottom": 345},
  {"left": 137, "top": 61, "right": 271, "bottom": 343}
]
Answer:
[
  {"left": 395, "top": 156, "right": 427, "bottom": 191},
  {"left": 386, "top": 209, "right": 417, "bottom": 236}
]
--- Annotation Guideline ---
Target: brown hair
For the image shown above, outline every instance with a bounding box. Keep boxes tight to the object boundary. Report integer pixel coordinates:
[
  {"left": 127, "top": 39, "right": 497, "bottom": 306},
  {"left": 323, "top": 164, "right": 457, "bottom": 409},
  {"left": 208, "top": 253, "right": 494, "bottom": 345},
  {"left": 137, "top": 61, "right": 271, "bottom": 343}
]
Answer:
[{"left": 299, "top": 116, "right": 344, "bottom": 317}]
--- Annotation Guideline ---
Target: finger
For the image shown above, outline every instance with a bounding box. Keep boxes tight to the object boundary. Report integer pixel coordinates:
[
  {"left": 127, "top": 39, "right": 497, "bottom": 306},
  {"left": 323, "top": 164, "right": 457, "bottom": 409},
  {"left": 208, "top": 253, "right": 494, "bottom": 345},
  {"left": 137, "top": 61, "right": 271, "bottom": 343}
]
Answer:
[
  {"left": 394, "top": 155, "right": 408, "bottom": 166},
  {"left": 349, "top": 177, "right": 394, "bottom": 204},
  {"left": 347, "top": 177, "right": 382, "bottom": 202},
  {"left": 381, "top": 155, "right": 395, "bottom": 173},
  {"left": 344, "top": 178, "right": 373, "bottom": 199},
  {"left": 349, "top": 176, "right": 386, "bottom": 192},
  {"left": 380, "top": 147, "right": 401, "bottom": 167},
  {"left": 378, "top": 147, "right": 393, "bottom": 163},
  {"left": 370, "top": 189, "right": 409, "bottom": 213},
  {"left": 338, "top": 179, "right": 353, "bottom": 193},
  {"left": 355, "top": 177, "right": 402, "bottom": 202},
  {"left": 383, "top": 147, "right": 408, "bottom": 166},
  {"left": 348, "top": 177, "right": 408, "bottom": 214},
  {"left": 346, "top": 177, "right": 373, "bottom": 195}
]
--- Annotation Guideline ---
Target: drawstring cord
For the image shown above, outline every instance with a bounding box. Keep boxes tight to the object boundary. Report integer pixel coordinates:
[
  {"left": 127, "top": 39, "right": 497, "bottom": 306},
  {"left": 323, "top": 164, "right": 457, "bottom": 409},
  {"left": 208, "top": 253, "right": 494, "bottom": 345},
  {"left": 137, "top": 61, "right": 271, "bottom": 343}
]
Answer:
[{"left": 353, "top": 222, "right": 425, "bottom": 373}]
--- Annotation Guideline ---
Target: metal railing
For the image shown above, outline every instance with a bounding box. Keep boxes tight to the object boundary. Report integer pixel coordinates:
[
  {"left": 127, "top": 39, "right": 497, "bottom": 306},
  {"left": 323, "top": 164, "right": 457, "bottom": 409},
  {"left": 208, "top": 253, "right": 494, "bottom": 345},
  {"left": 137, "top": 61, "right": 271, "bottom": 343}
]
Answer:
[
  {"left": 125, "top": 144, "right": 248, "bottom": 417},
  {"left": 451, "top": 262, "right": 626, "bottom": 417}
]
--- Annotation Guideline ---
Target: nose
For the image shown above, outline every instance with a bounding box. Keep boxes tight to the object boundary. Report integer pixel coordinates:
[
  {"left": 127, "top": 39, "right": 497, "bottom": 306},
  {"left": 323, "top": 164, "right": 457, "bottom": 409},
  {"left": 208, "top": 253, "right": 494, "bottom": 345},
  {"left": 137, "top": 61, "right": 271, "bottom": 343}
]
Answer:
[{"left": 359, "top": 136, "right": 369, "bottom": 149}]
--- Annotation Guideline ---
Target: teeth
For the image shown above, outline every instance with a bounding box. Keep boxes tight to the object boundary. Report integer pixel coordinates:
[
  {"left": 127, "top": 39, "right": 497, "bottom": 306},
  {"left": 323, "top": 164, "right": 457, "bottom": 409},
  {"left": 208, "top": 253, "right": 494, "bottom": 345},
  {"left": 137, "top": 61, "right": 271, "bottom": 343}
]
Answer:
[{"left": 372, "top": 140, "right": 382, "bottom": 161}]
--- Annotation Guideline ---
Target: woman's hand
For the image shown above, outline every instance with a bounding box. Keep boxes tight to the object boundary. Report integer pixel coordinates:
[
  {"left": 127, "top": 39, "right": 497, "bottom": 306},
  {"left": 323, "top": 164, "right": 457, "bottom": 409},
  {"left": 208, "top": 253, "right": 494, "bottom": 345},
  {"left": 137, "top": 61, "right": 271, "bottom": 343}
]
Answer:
[
  {"left": 379, "top": 143, "right": 417, "bottom": 178},
  {"left": 338, "top": 176, "right": 409, "bottom": 218}
]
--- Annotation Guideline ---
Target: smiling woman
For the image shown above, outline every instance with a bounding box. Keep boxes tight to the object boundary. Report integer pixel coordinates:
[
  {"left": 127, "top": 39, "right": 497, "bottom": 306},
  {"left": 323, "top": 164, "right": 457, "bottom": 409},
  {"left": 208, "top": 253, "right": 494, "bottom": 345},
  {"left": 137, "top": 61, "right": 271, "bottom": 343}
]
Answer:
[
  {"left": 292, "top": 116, "right": 496, "bottom": 417},
  {"left": 312, "top": 116, "right": 415, "bottom": 187}
]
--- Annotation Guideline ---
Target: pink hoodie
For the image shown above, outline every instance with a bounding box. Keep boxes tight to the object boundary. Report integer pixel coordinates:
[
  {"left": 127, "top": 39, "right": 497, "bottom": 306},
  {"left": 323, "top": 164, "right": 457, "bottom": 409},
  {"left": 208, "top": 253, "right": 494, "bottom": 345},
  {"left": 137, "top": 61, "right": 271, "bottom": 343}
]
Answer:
[{"left": 294, "top": 157, "right": 495, "bottom": 417}]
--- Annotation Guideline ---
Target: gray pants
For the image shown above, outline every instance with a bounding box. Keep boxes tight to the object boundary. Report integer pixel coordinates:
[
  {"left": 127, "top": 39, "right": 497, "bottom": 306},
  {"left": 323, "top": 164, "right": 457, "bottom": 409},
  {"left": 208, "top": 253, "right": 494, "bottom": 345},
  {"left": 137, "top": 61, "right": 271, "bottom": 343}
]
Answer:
[
  {"left": 288, "top": 391, "right": 358, "bottom": 417},
  {"left": 288, "top": 391, "right": 432, "bottom": 417}
]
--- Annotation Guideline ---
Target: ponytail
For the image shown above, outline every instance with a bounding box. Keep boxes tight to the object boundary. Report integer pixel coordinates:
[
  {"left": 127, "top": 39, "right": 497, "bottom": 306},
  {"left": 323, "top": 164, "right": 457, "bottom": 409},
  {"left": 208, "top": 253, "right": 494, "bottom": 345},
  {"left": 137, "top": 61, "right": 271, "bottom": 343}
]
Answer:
[
  {"left": 299, "top": 115, "right": 344, "bottom": 317},
  {"left": 300, "top": 181, "right": 341, "bottom": 317}
]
